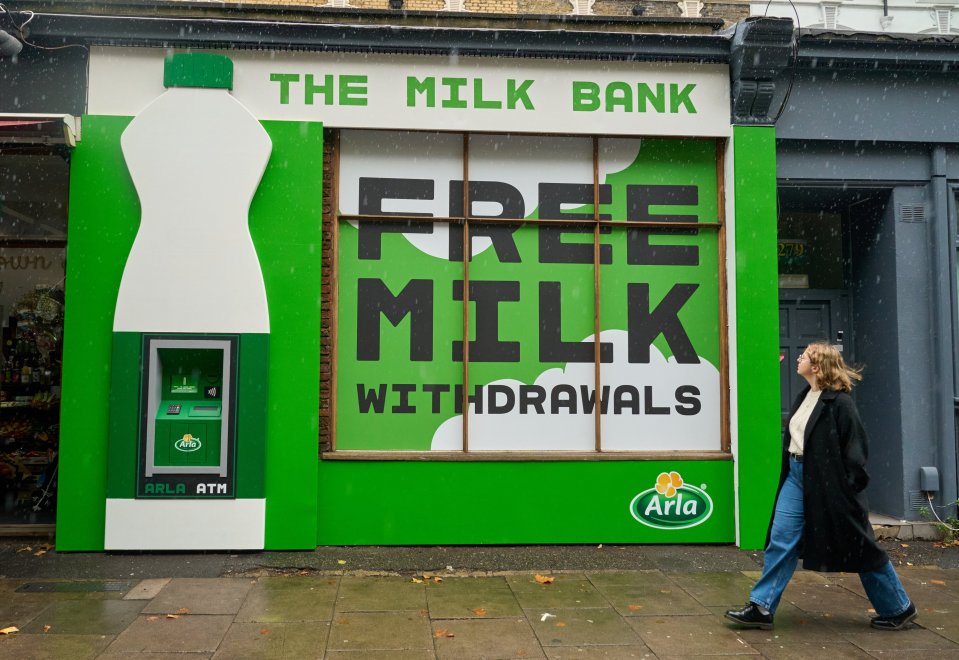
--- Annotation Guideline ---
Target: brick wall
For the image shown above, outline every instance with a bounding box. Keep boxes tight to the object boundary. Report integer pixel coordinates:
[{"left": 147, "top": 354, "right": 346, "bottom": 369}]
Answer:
[
  {"left": 319, "top": 130, "right": 335, "bottom": 454},
  {"left": 217, "top": 0, "right": 747, "bottom": 21}
]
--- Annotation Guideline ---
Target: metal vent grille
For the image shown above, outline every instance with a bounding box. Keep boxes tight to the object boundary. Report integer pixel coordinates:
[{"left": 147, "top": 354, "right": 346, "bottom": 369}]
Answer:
[
  {"left": 570, "top": 0, "right": 594, "bottom": 15},
  {"left": 937, "top": 9, "right": 952, "bottom": 34},
  {"left": 909, "top": 490, "right": 929, "bottom": 511},
  {"left": 680, "top": 0, "right": 703, "bottom": 18},
  {"left": 822, "top": 4, "right": 839, "bottom": 29},
  {"left": 898, "top": 204, "right": 926, "bottom": 223}
]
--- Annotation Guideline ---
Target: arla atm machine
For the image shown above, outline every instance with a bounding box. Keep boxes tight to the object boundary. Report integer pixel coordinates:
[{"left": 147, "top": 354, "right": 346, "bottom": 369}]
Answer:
[{"left": 143, "top": 337, "right": 234, "bottom": 492}]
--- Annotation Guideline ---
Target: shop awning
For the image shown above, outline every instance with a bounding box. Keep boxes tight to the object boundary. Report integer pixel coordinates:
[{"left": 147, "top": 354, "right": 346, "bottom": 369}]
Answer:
[{"left": 0, "top": 114, "right": 78, "bottom": 147}]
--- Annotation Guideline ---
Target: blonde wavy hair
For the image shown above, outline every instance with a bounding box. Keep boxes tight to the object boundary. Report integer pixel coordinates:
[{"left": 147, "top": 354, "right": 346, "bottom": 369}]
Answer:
[{"left": 805, "top": 341, "right": 863, "bottom": 392}]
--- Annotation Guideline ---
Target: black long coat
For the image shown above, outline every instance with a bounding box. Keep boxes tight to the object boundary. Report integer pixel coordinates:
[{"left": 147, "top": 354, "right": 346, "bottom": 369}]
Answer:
[{"left": 769, "top": 386, "right": 889, "bottom": 573}]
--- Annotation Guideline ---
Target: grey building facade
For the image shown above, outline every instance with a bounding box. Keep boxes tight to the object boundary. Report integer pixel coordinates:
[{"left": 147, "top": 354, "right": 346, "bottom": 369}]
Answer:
[{"left": 771, "top": 30, "right": 959, "bottom": 520}]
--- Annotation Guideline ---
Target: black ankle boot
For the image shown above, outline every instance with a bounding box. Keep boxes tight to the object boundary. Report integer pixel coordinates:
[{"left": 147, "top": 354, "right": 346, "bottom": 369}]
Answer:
[
  {"left": 725, "top": 602, "right": 774, "bottom": 630},
  {"left": 870, "top": 602, "right": 917, "bottom": 631}
]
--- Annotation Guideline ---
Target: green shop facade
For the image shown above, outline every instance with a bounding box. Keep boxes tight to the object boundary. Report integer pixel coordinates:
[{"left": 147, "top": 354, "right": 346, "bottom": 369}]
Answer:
[{"left": 3, "top": 10, "right": 793, "bottom": 551}]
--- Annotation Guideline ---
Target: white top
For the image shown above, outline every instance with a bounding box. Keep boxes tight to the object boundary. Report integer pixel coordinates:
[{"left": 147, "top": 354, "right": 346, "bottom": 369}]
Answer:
[
  {"left": 114, "top": 87, "right": 272, "bottom": 333},
  {"left": 788, "top": 388, "right": 822, "bottom": 456}
]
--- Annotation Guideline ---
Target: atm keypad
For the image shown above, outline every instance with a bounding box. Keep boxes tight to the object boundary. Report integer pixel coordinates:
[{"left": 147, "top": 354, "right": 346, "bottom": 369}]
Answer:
[{"left": 166, "top": 404, "right": 182, "bottom": 415}]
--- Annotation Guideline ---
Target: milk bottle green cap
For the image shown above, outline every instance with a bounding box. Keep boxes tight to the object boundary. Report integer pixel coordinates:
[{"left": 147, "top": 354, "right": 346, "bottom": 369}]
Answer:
[{"left": 163, "top": 52, "right": 233, "bottom": 90}]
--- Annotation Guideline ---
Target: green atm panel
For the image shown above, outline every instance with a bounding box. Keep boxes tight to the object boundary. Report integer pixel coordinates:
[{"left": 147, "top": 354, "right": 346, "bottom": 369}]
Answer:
[{"left": 137, "top": 336, "right": 238, "bottom": 498}]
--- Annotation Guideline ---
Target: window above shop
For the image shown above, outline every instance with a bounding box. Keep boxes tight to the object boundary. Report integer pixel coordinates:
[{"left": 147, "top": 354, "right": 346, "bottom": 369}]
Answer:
[{"left": 0, "top": 153, "right": 69, "bottom": 242}]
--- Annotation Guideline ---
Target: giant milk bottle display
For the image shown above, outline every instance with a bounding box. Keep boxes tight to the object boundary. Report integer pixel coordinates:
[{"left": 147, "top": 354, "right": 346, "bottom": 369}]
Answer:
[{"left": 104, "top": 53, "right": 271, "bottom": 550}]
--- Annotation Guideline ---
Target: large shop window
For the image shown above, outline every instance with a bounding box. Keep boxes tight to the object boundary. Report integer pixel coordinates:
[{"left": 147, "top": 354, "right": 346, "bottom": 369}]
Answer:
[
  {"left": 326, "top": 130, "right": 728, "bottom": 459},
  {"left": 1, "top": 151, "right": 67, "bottom": 524}
]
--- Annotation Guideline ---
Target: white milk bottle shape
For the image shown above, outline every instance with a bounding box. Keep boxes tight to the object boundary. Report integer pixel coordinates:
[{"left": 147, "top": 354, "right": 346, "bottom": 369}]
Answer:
[{"left": 114, "top": 52, "right": 271, "bottom": 334}]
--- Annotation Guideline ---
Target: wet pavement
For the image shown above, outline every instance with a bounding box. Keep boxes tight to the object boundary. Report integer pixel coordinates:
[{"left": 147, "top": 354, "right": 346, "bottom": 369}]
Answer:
[{"left": 2, "top": 541, "right": 959, "bottom": 658}]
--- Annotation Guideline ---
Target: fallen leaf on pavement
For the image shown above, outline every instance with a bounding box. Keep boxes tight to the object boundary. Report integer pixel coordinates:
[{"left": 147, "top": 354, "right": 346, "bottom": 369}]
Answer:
[
  {"left": 555, "top": 622, "right": 567, "bottom": 627},
  {"left": 166, "top": 614, "right": 179, "bottom": 619},
  {"left": 433, "top": 577, "right": 442, "bottom": 583},
  {"left": 0, "top": 627, "right": 18, "bottom": 635},
  {"left": 259, "top": 629, "right": 271, "bottom": 635},
  {"left": 33, "top": 549, "right": 47, "bottom": 557},
  {"left": 15, "top": 547, "right": 31, "bottom": 554},
  {"left": 628, "top": 604, "right": 643, "bottom": 612},
  {"left": 534, "top": 575, "right": 554, "bottom": 585},
  {"left": 146, "top": 616, "right": 159, "bottom": 622},
  {"left": 597, "top": 544, "right": 603, "bottom": 548},
  {"left": 931, "top": 579, "right": 946, "bottom": 586},
  {"left": 472, "top": 607, "right": 487, "bottom": 616},
  {"left": 175, "top": 608, "right": 190, "bottom": 615},
  {"left": 867, "top": 609, "right": 876, "bottom": 614},
  {"left": 900, "top": 543, "right": 910, "bottom": 548},
  {"left": 42, "top": 625, "right": 51, "bottom": 633},
  {"left": 433, "top": 628, "right": 454, "bottom": 638},
  {"left": 411, "top": 578, "right": 423, "bottom": 584}
]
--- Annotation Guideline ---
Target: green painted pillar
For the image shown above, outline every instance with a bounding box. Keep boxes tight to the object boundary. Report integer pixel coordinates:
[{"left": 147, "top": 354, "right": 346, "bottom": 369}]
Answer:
[{"left": 732, "top": 125, "right": 782, "bottom": 550}]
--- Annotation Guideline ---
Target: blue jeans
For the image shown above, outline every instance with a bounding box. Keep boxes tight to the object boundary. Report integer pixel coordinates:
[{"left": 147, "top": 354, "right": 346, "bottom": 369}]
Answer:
[{"left": 749, "top": 457, "right": 911, "bottom": 617}]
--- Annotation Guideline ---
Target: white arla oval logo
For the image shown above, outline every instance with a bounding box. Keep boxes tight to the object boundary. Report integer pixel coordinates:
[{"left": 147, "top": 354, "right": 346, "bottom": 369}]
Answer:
[
  {"left": 629, "top": 471, "right": 713, "bottom": 530},
  {"left": 174, "top": 434, "right": 202, "bottom": 452}
]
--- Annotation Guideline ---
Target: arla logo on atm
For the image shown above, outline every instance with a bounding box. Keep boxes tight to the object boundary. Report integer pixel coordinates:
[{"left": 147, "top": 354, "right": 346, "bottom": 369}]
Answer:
[
  {"left": 174, "top": 434, "right": 202, "bottom": 452},
  {"left": 629, "top": 471, "right": 713, "bottom": 530}
]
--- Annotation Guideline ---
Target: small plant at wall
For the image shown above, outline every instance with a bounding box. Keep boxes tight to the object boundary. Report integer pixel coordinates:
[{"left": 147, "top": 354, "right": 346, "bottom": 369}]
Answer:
[{"left": 918, "top": 501, "right": 959, "bottom": 545}]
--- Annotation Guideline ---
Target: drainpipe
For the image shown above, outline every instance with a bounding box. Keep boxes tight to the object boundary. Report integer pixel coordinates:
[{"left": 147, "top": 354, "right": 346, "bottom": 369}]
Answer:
[{"left": 931, "top": 146, "right": 958, "bottom": 517}]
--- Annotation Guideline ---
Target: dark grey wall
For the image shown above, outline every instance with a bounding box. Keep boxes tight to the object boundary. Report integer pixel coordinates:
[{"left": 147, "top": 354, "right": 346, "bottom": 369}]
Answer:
[
  {"left": 776, "top": 70, "right": 959, "bottom": 145},
  {"left": 778, "top": 136, "right": 959, "bottom": 518},
  {"left": 850, "top": 192, "right": 905, "bottom": 516},
  {"left": 0, "top": 47, "right": 87, "bottom": 115}
]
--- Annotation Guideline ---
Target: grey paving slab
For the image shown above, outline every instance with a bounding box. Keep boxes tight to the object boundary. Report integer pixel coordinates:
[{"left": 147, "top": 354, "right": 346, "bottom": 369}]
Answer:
[
  {"left": 897, "top": 579, "right": 959, "bottom": 608},
  {"left": 212, "top": 621, "right": 330, "bottom": 659},
  {"left": 0, "top": 632, "right": 114, "bottom": 659},
  {"left": 327, "top": 611, "right": 432, "bottom": 652},
  {"left": 600, "top": 583, "right": 708, "bottom": 617},
  {"left": 864, "top": 651, "right": 959, "bottom": 659},
  {"left": 123, "top": 579, "right": 171, "bottom": 601},
  {"left": 506, "top": 574, "right": 610, "bottom": 610},
  {"left": 104, "top": 614, "right": 234, "bottom": 654},
  {"left": 748, "top": 642, "right": 874, "bottom": 659},
  {"left": 141, "top": 578, "right": 254, "bottom": 615},
  {"left": 781, "top": 580, "right": 871, "bottom": 614},
  {"left": 842, "top": 626, "right": 959, "bottom": 653},
  {"left": 665, "top": 571, "right": 756, "bottom": 607},
  {"left": 335, "top": 577, "right": 426, "bottom": 613},
  {"left": 0, "top": 594, "right": 51, "bottom": 629},
  {"left": 426, "top": 576, "right": 523, "bottom": 619},
  {"left": 98, "top": 654, "right": 213, "bottom": 659},
  {"left": 0, "top": 578, "right": 28, "bottom": 593},
  {"left": 325, "top": 651, "right": 435, "bottom": 660},
  {"left": 626, "top": 614, "right": 760, "bottom": 656},
  {"left": 710, "top": 602, "right": 847, "bottom": 645},
  {"left": 236, "top": 576, "right": 339, "bottom": 623},
  {"left": 585, "top": 571, "right": 671, "bottom": 590},
  {"left": 19, "top": 599, "right": 144, "bottom": 635},
  {"left": 913, "top": 609, "right": 959, "bottom": 644},
  {"left": 527, "top": 607, "right": 644, "bottom": 648},
  {"left": 544, "top": 646, "right": 655, "bottom": 659},
  {"left": 431, "top": 617, "right": 546, "bottom": 660}
]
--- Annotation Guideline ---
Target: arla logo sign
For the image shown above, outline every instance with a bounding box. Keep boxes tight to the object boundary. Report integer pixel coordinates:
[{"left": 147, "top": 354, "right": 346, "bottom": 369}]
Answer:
[
  {"left": 630, "top": 471, "right": 713, "bottom": 530},
  {"left": 174, "top": 434, "right": 202, "bottom": 453}
]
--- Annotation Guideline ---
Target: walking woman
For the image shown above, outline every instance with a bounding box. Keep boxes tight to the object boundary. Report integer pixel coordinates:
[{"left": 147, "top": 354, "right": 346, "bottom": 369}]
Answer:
[{"left": 726, "top": 341, "right": 916, "bottom": 631}]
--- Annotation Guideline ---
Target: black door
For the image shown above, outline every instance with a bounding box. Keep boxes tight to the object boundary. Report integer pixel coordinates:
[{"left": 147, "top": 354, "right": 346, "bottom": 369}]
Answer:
[{"left": 779, "top": 290, "right": 851, "bottom": 423}]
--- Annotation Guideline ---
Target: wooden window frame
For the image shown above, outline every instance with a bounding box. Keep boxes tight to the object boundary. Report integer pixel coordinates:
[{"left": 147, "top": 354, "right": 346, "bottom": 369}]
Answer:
[{"left": 321, "top": 129, "right": 730, "bottom": 461}]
